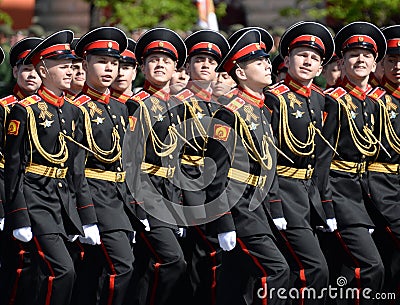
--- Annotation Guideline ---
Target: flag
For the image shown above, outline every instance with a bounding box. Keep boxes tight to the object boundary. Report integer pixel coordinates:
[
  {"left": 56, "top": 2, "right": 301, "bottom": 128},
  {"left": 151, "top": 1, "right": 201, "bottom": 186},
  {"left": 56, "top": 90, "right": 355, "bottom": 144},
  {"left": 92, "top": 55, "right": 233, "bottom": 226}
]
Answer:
[{"left": 196, "top": 0, "right": 219, "bottom": 31}]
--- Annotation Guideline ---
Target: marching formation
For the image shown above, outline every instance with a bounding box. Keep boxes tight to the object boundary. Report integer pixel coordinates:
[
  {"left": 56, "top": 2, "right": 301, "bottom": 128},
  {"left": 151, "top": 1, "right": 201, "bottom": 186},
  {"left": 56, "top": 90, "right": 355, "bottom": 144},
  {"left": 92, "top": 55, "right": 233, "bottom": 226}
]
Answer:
[{"left": 0, "top": 20, "right": 399, "bottom": 305}]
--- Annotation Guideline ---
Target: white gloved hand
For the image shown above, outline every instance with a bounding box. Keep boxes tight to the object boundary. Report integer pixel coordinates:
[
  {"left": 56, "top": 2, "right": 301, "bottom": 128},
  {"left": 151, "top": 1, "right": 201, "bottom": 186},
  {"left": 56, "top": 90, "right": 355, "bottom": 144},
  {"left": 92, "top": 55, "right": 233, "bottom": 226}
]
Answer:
[
  {"left": 176, "top": 227, "right": 186, "bottom": 238},
  {"left": 218, "top": 231, "right": 236, "bottom": 251},
  {"left": 273, "top": 218, "right": 287, "bottom": 230},
  {"left": 140, "top": 219, "right": 150, "bottom": 232},
  {"left": 368, "top": 228, "right": 374, "bottom": 234},
  {"left": 13, "top": 226, "right": 33, "bottom": 242},
  {"left": 326, "top": 218, "right": 337, "bottom": 232},
  {"left": 0, "top": 218, "right": 4, "bottom": 231},
  {"left": 129, "top": 231, "right": 136, "bottom": 244},
  {"left": 79, "top": 224, "right": 101, "bottom": 245}
]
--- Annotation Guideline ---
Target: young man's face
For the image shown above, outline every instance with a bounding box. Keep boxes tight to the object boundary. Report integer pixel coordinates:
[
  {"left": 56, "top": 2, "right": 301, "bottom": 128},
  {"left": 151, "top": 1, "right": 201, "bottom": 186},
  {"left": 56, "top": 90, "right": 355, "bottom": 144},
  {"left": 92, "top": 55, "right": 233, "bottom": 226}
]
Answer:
[
  {"left": 186, "top": 54, "right": 218, "bottom": 83},
  {"left": 38, "top": 58, "right": 73, "bottom": 92},
  {"left": 14, "top": 64, "right": 41, "bottom": 95},
  {"left": 342, "top": 48, "right": 376, "bottom": 82},
  {"left": 237, "top": 56, "right": 272, "bottom": 90},
  {"left": 170, "top": 67, "right": 189, "bottom": 93},
  {"left": 111, "top": 62, "right": 137, "bottom": 92},
  {"left": 285, "top": 47, "right": 323, "bottom": 85},
  {"left": 382, "top": 54, "right": 400, "bottom": 85},
  {"left": 83, "top": 54, "right": 119, "bottom": 90},
  {"left": 211, "top": 72, "right": 236, "bottom": 97},
  {"left": 71, "top": 60, "right": 86, "bottom": 92},
  {"left": 142, "top": 52, "right": 176, "bottom": 87},
  {"left": 322, "top": 61, "right": 341, "bottom": 87}
]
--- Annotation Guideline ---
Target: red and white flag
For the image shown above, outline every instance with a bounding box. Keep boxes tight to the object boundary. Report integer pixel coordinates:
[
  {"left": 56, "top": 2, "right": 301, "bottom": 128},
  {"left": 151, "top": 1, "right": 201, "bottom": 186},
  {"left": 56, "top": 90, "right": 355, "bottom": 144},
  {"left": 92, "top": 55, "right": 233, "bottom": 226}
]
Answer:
[{"left": 196, "top": 0, "right": 219, "bottom": 31}]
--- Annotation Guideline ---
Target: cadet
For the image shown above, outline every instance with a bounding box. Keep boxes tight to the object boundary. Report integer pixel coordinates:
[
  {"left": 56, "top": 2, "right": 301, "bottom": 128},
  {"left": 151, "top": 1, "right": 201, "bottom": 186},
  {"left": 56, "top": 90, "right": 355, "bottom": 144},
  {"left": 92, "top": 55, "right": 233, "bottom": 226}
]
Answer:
[
  {"left": 204, "top": 28, "right": 289, "bottom": 305},
  {"left": 73, "top": 26, "right": 141, "bottom": 305},
  {"left": 271, "top": 54, "right": 288, "bottom": 83},
  {"left": 367, "top": 24, "right": 400, "bottom": 298},
  {"left": 264, "top": 21, "right": 336, "bottom": 304},
  {"left": 3, "top": 30, "right": 100, "bottom": 305},
  {"left": 123, "top": 27, "right": 187, "bottom": 305},
  {"left": 174, "top": 29, "right": 229, "bottom": 305},
  {"left": 65, "top": 38, "right": 85, "bottom": 99},
  {"left": 111, "top": 38, "right": 138, "bottom": 113},
  {"left": 0, "top": 37, "right": 42, "bottom": 305},
  {"left": 318, "top": 21, "right": 386, "bottom": 304}
]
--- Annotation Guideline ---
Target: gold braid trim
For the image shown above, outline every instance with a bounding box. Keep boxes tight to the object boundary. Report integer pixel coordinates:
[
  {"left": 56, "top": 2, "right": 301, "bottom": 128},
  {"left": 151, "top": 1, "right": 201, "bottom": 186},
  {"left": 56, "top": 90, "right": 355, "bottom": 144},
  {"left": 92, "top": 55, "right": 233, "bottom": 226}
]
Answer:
[
  {"left": 26, "top": 106, "right": 68, "bottom": 164},
  {"left": 337, "top": 97, "right": 377, "bottom": 156},
  {"left": 81, "top": 106, "right": 122, "bottom": 163},
  {"left": 278, "top": 95, "right": 315, "bottom": 156},
  {"left": 139, "top": 100, "right": 177, "bottom": 157},
  {"left": 377, "top": 97, "right": 400, "bottom": 154}
]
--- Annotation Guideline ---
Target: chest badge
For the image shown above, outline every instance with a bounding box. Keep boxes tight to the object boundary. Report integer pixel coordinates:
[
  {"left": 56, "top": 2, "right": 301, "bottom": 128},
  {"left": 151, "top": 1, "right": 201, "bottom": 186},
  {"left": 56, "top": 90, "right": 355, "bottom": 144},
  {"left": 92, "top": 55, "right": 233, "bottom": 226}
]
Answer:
[
  {"left": 154, "top": 113, "right": 165, "bottom": 121},
  {"left": 39, "top": 119, "right": 54, "bottom": 128},
  {"left": 288, "top": 92, "right": 302, "bottom": 109},
  {"left": 38, "top": 102, "right": 54, "bottom": 120},
  {"left": 292, "top": 110, "right": 305, "bottom": 118},
  {"left": 92, "top": 116, "right": 105, "bottom": 125},
  {"left": 350, "top": 110, "right": 358, "bottom": 119},
  {"left": 87, "top": 101, "right": 103, "bottom": 117},
  {"left": 249, "top": 122, "right": 259, "bottom": 130}
]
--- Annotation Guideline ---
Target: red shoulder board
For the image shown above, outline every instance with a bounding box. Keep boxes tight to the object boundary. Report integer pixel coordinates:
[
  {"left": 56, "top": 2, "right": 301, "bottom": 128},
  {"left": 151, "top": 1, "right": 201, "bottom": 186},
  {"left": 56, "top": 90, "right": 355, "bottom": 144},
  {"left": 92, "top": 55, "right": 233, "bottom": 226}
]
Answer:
[
  {"left": 269, "top": 84, "right": 290, "bottom": 96},
  {"left": 132, "top": 91, "right": 150, "bottom": 102},
  {"left": 73, "top": 95, "right": 91, "bottom": 107},
  {"left": 368, "top": 87, "right": 386, "bottom": 100},
  {"left": 19, "top": 95, "right": 40, "bottom": 107},
  {"left": 311, "top": 84, "right": 324, "bottom": 96},
  {"left": 0, "top": 95, "right": 18, "bottom": 107},
  {"left": 329, "top": 87, "right": 347, "bottom": 100},
  {"left": 225, "top": 87, "right": 239, "bottom": 98},
  {"left": 225, "top": 97, "right": 245, "bottom": 113},
  {"left": 174, "top": 89, "right": 194, "bottom": 101}
]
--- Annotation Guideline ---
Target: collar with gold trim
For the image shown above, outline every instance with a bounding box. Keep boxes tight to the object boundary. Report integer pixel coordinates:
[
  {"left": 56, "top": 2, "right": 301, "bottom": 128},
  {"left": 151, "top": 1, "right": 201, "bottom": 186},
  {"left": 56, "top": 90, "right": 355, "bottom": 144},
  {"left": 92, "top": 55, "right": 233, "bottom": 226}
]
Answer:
[
  {"left": 144, "top": 81, "right": 170, "bottom": 101},
  {"left": 38, "top": 86, "right": 64, "bottom": 107},
  {"left": 381, "top": 77, "right": 400, "bottom": 99},
  {"left": 110, "top": 88, "right": 131, "bottom": 104},
  {"left": 13, "top": 84, "right": 30, "bottom": 101},
  {"left": 187, "top": 81, "right": 212, "bottom": 102},
  {"left": 82, "top": 84, "right": 110, "bottom": 104},
  {"left": 237, "top": 86, "right": 264, "bottom": 108},
  {"left": 284, "top": 74, "right": 311, "bottom": 98},
  {"left": 342, "top": 76, "right": 370, "bottom": 100}
]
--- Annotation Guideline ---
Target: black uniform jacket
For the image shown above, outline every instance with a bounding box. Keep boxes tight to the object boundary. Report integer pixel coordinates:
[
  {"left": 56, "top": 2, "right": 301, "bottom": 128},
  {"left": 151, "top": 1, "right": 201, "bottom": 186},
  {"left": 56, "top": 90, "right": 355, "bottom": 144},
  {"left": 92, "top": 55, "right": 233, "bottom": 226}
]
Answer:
[
  {"left": 204, "top": 87, "right": 278, "bottom": 238},
  {"left": 123, "top": 83, "right": 182, "bottom": 229},
  {"left": 317, "top": 76, "right": 378, "bottom": 228},
  {"left": 4, "top": 86, "right": 98, "bottom": 235},
  {"left": 265, "top": 75, "right": 331, "bottom": 229},
  {"left": 74, "top": 84, "right": 140, "bottom": 233}
]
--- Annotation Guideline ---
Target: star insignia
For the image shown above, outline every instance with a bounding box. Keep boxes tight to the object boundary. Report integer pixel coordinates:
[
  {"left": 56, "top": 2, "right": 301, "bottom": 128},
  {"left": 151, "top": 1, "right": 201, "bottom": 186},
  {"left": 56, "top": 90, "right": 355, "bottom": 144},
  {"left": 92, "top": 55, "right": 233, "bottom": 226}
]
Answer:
[
  {"left": 196, "top": 112, "right": 205, "bottom": 120},
  {"left": 39, "top": 119, "right": 54, "bottom": 128},
  {"left": 292, "top": 110, "right": 305, "bottom": 119},
  {"left": 389, "top": 111, "right": 398, "bottom": 119},
  {"left": 154, "top": 113, "right": 165, "bottom": 121},
  {"left": 92, "top": 116, "right": 105, "bottom": 125},
  {"left": 350, "top": 111, "right": 358, "bottom": 119},
  {"left": 249, "top": 122, "right": 259, "bottom": 130}
]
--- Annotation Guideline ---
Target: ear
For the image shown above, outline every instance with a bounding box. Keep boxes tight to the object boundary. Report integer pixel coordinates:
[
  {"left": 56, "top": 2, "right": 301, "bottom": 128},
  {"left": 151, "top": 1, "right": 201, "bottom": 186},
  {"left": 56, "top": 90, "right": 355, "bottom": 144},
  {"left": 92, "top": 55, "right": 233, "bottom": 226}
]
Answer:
[
  {"left": 315, "top": 65, "right": 323, "bottom": 77},
  {"left": 82, "top": 59, "right": 89, "bottom": 73},
  {"left": 371, "top": 61, "right": 377, "bottom": 73},
  {"left": 235, "top": 66, "right": 247, "bottom": 81},
  {"left": 37, "top": 64, "right": 47, "bottom": 79},
  {"left": 12, "top": 66, "right": 18, "bottom": 79}
]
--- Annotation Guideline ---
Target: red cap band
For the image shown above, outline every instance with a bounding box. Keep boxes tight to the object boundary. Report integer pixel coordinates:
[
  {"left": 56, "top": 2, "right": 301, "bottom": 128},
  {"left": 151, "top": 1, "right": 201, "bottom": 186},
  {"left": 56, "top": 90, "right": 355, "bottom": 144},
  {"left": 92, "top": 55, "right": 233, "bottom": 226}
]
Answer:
[
  {"left": 32, "top": 43, "right": 71, "bottom": 66},
  {"left": 289, "top": 35, "right": 325, "bottom": 53},
  {"left": 143, "top": 40, "right": 178, "bottom": 60},
  {"left": 189, "top": 42, "right": 222, "bottom": 57},
  {"left": 83, "top": 40, "right": 119, "bottom": 53},
  {"left": 121, "top": 49, "right": 136, "bottom": 59},
  {"left": 17, "top": 50, "right": 31, "bottom": 61},
  {"left": 387, "top": 38, "right": 400, "bottom": 48},
  {"left": 342, "top": 35, "right": 377, "bottom": 54},
  {"left": 223, "top": 43, "right": 262, "bottom": 72}
]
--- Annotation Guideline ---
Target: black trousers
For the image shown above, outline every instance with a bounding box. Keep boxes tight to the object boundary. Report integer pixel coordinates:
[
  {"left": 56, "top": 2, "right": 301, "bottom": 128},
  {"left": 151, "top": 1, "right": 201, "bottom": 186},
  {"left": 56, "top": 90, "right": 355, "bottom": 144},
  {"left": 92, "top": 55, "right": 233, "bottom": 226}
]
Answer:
[
  {"left": 335, "top": 227, "right": 385, "bottom": 305},
  {"left": 75, "top": 230, "right": 134, "bottom": 305},
  {"left": 32, "top": 234, "right": 75, "bottom": 305},
  {"left": 0, "top": 234, "right": 36, "bottom": 305},
  {"left": 134, "top": 227, "right": 186, "bottom": 305},
  {"left": 216, "top": 234, "right": 290, "bottom": 305},
  {"left": 280, "top": 228, "right": 329, "bottom": 305}
]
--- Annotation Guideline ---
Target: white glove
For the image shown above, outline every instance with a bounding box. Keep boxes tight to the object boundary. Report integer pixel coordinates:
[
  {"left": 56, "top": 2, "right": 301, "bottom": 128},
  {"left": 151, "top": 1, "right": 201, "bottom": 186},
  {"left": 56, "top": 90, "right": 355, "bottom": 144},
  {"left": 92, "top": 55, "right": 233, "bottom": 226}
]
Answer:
[
  {"left": 13, "top": 226, "right": 33, "bottom": 242},
  {"left": 79, "top": 224, "right": 101, "bottom": 245},
  {"left": 326, "top": 218, "right": 337, "bottom": 232},
  {"left": 273, "top": 218, "right": 287, "bottom": 230},
  {"left": 140, "top": 219, "right": 150, "bottom": 231},
  {"left": 129, "top": 231, "right": 137, "bottom": 243},
  {"left": 176, "top": 227, "right": 186, "bottom": 238},
  {"left": 218, "top": 231, "right": 236, "bottom": 251},
  {"left": 368, "top": 228, "right": 374, "bottom": 234},
  {"left": 0, "top": 218, "right": 4, "bottom": 231}
]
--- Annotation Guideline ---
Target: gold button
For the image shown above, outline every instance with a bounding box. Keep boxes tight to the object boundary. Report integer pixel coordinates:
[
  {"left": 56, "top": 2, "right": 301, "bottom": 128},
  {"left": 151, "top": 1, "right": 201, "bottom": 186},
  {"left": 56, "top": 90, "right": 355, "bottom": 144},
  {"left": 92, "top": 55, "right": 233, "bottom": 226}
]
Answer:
[
  {"left": 59, "top": 109, "right": 63, "bottom": 113},
  {"left": 58, "top": 182, "right": 63, "bottom": 188},
  {"left": 112, "top": 115, "right": 116, "bottom": 119},
  {"left": 311, "top": 155, "right": 315, "bottom": 159},
  {"left": 115, "top": 125, "right": 119, "bottom": 129},
  {"left": 311, "top": 109, "right": 314, "bottom": 114},
  {"left": 116, "top": 173, "right": 123, "bottom": 182},
  {"left": 63, "top": 130, "right": 67, "bottom": 134},
  {"left": 56, "top": 169, "right": 63, "bottom": 178},
  {"left": 117, "top": 166, "right": 121, "bottom": 171},
  {"left": 60, "top": 163, "right": 65, "bottom": 167},
  {"left": 61, "top": 118, "right": 65, "bottom": 123},
  {"left": 169, "top": 154, "right": 173, "bottom": 159},
  {"left": 313, "top": 121, "right": 317, "bottom": 125}
]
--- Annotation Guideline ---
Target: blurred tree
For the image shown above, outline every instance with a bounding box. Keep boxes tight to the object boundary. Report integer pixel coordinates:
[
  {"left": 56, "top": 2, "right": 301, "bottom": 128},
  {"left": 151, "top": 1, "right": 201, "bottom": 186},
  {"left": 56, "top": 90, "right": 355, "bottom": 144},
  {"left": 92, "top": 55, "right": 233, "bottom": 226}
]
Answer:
[
  {"left": 85, "top": 0, "right": 226, "bottom": 31},
  {"left": 280, "top": 0, "right": 400, "bottom": 29}
]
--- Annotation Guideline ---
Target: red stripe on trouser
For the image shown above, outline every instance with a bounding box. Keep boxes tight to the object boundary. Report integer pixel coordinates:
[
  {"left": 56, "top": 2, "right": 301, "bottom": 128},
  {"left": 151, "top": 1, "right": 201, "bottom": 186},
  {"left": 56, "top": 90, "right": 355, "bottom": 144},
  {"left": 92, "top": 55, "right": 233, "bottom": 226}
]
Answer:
[
  {"left": 385, "top": 226, "right": 400, "bottom": 250},
  {"left": 194, "top": 226, "right": 218, "bottom": 305},
  {"left": 335, "top": 231, "right": 361, "bottom": 305},
  {"left": 280, "top": 232, "right": 306, "bottom": 305},
  {"left": 76, "top": 241, "right": 85, "bottom": 260},
  {"left": 8, "top": 243, "right": 26, "bottom": 305},
  {"left": 33, "top": 237, "right": 55, "bottom": 305},
  {"left": 140, "top": 232, "right": 163, "bottom": 305},
  {"left": 237, "top": 238, "right": 268, "bottom": 305},
  {"left": 100, "top": 242, "right": 117, "bottom": 305}
]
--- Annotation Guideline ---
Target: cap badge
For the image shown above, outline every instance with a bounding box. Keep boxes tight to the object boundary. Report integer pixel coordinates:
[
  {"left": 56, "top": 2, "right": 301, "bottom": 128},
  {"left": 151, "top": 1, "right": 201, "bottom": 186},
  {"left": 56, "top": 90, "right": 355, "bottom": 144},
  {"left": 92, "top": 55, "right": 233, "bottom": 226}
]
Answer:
[
  {"left": 65, "top": 45, "right": 70, "bottom": 50},
  {"left": 159, "top": 41, "right": 164, "bottom": 47},
  {"left": 208, "top": 43, "right": 213, "bottom": 49},
  {"left": 107, "top": 42, "right": 113, "bottom": 48},
  {"left": 358, "top": 37, "right": 364, "bottom": 42},
  {"left": 256, "top": 44, "right": 261, "bottom": 50},
  {"left": 311, "top": 36, "right": 316, "bottom": 42}
]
